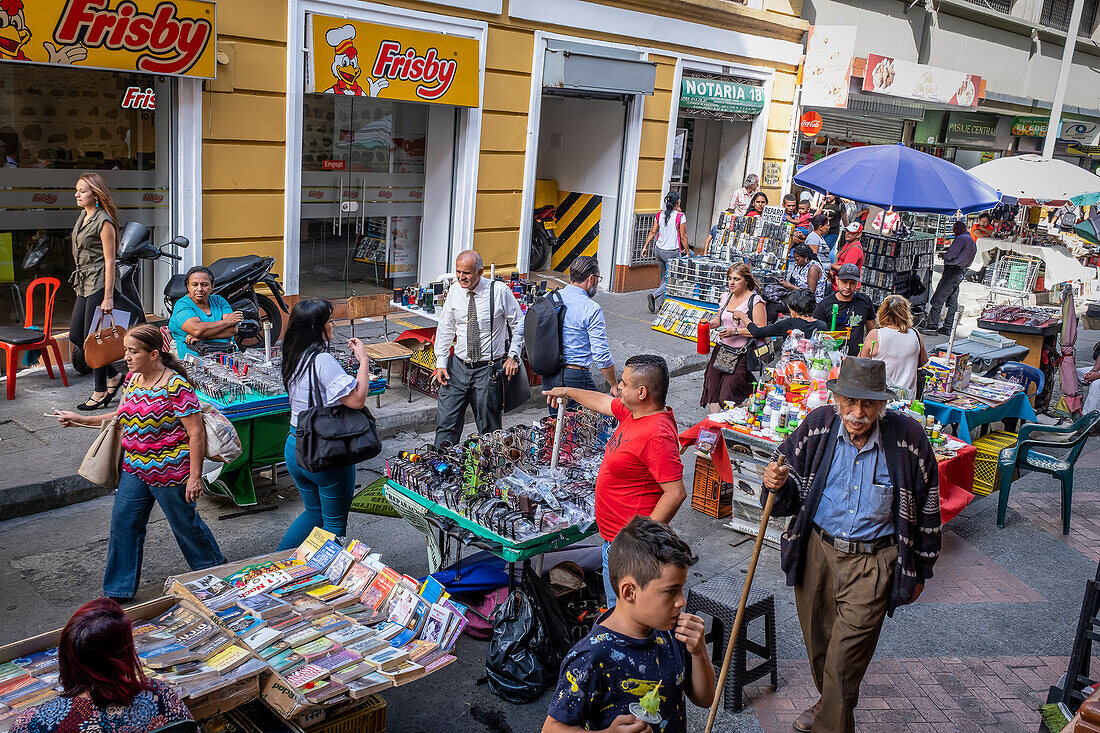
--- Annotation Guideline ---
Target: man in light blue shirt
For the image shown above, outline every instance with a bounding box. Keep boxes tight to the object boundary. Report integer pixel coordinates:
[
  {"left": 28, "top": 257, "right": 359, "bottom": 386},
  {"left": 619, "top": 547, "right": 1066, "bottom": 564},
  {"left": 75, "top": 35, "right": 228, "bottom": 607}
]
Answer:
[
  {"left": 812, "top": 423, "right": 894, "bottom": 541},
  {"left": 542, "top": 256, "right": 619, "bottom": 412}
]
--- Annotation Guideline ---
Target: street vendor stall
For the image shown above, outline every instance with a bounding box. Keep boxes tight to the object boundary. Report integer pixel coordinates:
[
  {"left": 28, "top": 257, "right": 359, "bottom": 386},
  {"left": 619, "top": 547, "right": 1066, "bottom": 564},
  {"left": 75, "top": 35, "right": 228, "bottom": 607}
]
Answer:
[
  {"left": 381, "top": 407, "right": 612, "bottom": 576},
  {"left": 974, "top": 236, "right": 1096, "bottom": 290},
  {"left": 0, "top": 527, "right": 467, "bottom": 732}
]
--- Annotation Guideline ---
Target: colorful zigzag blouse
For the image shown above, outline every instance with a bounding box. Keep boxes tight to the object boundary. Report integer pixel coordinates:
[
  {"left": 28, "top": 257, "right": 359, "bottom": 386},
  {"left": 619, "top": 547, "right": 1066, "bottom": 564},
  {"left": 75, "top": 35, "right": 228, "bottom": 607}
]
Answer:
[{"left": 118, "top": 373, "right": 201, "bottom": 488}]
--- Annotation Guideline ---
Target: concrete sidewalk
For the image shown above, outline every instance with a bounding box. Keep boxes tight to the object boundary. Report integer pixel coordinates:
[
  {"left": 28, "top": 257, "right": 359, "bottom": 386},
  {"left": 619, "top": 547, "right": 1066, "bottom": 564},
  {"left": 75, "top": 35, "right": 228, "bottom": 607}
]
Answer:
[{"left": 0, "top": 287, "right": 710, "bottom": 519}]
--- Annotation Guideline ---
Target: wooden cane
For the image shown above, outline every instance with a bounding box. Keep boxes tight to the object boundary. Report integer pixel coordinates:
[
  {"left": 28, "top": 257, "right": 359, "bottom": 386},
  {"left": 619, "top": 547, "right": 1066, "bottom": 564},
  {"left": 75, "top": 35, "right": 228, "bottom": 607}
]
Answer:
[{"left": 703, "top": 454, "right": 783, "bottom": 733}]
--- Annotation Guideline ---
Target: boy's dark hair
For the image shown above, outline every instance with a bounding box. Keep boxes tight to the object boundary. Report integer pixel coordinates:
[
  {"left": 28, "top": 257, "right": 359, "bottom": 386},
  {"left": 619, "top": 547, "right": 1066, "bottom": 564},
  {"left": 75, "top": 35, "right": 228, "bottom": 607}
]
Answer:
[
  {"left": 786, "top": 288, "right": 817, "bottom": 316},
  {"left": 608, "top": 516, "right": 698, "bottom": 595},
  {"left": 624, "top": 354, "right": 669, "bottom": 407}
]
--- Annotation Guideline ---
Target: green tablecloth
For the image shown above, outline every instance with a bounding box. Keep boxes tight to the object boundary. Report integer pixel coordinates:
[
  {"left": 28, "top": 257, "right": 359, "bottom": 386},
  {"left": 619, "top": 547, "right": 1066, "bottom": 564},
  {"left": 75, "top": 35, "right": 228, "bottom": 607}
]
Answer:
[{"left": 205, "top": 411, "right": 290, "bottom": 506}]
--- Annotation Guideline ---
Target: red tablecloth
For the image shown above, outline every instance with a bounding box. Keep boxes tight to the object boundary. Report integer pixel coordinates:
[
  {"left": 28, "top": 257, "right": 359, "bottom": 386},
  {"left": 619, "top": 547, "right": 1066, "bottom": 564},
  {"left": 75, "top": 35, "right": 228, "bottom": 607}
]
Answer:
[{"left": 679, "top": 418, "right": 975, "bottom": 524}]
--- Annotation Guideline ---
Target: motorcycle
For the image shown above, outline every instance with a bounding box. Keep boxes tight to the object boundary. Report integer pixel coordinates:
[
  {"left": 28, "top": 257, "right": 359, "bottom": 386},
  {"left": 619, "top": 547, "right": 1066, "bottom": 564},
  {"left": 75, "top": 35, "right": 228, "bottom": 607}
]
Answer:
[{"left": 530, "top": 205, "right": 557, "bottom": 271}]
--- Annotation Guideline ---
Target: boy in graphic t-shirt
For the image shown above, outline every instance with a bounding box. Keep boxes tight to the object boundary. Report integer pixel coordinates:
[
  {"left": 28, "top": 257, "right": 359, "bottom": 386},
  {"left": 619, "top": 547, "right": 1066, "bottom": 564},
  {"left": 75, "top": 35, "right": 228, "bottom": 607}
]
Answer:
[
  {"left": 542, "top": 517, "right": 715, "bottom": 733},
  {"left": 543, "top": 354, "right": 687, "bottom": 606}
]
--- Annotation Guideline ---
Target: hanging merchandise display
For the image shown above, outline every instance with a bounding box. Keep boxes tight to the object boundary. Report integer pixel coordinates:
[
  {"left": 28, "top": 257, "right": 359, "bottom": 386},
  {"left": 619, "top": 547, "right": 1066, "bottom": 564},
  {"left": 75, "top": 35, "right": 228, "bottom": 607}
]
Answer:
[{"left": 859, "top": 232, "right": 937, "bottom": 307}]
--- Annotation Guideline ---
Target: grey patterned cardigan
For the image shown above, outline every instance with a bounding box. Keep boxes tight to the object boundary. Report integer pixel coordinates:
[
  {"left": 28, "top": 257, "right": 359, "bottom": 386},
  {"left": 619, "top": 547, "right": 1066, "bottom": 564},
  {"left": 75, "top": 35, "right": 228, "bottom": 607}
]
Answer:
[{"left": 764, "top": 406, "right": 942, "bottom": 615}]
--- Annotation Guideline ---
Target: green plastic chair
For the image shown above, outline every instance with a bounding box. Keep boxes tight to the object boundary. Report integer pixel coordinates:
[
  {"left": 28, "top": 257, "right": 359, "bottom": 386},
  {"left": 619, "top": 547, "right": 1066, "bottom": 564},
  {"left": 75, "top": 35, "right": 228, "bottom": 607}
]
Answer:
[{"left": 996, "top": 411, "right": 1100, "bottom": 535}]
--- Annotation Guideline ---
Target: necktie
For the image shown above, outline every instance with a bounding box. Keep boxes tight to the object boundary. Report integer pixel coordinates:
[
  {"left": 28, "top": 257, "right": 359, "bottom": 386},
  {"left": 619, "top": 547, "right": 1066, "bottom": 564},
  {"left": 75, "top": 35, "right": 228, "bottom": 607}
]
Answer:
[{"left": 467, "top": 290, "right": 483, "bottom": 362}]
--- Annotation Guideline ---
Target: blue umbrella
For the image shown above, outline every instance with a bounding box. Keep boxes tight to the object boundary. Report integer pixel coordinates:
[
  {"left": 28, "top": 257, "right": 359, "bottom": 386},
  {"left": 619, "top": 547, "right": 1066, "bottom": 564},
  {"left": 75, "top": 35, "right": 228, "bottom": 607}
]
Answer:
[{"left": 793, "top": 143, "right": 1001, "bottom": 214}]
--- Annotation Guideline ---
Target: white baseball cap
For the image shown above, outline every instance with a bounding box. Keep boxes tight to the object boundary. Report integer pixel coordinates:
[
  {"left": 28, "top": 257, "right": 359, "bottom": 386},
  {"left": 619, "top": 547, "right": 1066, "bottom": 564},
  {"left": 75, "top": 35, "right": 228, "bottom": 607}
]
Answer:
[{"left": 845, "top": 222, "right": 863, "bottom": 233}]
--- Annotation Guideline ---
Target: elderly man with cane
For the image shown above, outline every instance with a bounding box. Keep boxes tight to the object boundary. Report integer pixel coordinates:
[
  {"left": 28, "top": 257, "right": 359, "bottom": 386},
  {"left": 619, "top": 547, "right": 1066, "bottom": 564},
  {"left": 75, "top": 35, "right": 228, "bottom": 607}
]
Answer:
[{"left": 760, "top": 358, "right": 941, "bottom": 733}]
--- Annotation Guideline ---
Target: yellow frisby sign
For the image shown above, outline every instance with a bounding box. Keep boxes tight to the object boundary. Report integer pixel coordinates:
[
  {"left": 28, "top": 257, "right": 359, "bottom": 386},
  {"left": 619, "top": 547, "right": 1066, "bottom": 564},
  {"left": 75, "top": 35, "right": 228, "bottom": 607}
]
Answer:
[
  {"left": 0, "top": 0, "right": 216, "bottom": 78},
  {"left": 309, "top": 14, "right": 479, "bottom": 107}
]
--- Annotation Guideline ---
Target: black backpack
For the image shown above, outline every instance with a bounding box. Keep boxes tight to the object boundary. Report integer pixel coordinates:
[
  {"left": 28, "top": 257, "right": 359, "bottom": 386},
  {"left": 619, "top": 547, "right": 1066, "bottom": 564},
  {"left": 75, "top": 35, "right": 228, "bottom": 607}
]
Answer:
[{"left": 524, "top": 290, "right": 567, "bottom": 376}]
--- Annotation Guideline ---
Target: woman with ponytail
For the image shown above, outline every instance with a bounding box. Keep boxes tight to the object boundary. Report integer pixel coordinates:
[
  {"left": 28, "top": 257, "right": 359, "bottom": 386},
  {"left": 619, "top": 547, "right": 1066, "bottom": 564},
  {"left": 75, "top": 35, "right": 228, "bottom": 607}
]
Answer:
[
  {"left": 10, "top": 597, "right": 192, "bottom": 733},
  {"left": 55, "top": 325, "right": 224, "bottom": 600},
  {"left": 642, "top": 190, "right": 689, "bottom": 312},
  {"left": 70, "top": 172, "right": 126, "bottom": 411}
]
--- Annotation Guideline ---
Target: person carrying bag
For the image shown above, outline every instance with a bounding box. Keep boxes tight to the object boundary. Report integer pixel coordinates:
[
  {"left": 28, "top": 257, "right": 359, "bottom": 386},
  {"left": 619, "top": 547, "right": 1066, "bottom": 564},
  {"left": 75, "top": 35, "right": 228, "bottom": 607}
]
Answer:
[
  {"left": 277, "top": 299, "right": 380, "bottom": 551},
  {"left": 487, "top": 278, "right": 531, "bottom": 414}
]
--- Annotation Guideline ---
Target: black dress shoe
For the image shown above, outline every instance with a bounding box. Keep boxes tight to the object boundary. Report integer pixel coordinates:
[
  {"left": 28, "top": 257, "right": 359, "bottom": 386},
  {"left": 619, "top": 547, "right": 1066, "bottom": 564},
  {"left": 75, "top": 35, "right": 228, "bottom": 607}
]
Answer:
[{"left": 647, "top": 294, "right": 656, "bottom": 313}]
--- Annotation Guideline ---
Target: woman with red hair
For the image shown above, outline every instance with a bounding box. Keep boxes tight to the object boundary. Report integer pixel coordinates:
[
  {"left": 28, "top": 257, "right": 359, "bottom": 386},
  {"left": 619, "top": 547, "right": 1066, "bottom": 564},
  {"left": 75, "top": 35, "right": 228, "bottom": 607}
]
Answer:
[{"left": 10, "top": 598, "right": 192, "bottom": 733}]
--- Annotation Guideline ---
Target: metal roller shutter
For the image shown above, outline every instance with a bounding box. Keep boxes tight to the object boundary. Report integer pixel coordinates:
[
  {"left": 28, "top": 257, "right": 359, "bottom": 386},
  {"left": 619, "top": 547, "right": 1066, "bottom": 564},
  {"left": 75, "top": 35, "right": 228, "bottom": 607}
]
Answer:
[{"left": 815, "top": 109, "right": 906, "bottom": 144}]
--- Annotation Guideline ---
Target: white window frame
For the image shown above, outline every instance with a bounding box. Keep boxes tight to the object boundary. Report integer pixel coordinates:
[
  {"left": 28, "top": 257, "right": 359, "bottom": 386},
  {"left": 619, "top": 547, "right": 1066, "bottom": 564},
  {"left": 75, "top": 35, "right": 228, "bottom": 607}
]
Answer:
[{"left": 283, "top": 0, "right": 487, "bottom": 294}]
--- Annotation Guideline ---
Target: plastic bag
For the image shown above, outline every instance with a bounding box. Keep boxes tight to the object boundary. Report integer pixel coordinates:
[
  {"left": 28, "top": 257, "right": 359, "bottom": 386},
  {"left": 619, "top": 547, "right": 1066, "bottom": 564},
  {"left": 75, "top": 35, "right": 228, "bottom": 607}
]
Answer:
[
  {"left": 485, "top": 571, "right": 573, "bottom": 703},
  {"left": 201, "top": 402, "right": 242, "bottom": 463}
]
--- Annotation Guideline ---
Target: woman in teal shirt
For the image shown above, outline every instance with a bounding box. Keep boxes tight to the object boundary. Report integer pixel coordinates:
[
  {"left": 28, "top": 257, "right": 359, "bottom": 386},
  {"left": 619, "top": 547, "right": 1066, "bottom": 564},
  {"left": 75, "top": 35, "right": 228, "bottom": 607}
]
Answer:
[{"left": 168, "top": 266, "right": 242, "bottom": 358}]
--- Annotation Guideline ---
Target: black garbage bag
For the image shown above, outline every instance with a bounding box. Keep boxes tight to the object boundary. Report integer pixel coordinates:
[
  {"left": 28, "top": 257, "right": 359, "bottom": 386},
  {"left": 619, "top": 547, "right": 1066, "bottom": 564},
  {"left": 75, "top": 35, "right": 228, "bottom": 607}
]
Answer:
[{"left": 485, "top": 570, "right": 573, "bottom": 703}]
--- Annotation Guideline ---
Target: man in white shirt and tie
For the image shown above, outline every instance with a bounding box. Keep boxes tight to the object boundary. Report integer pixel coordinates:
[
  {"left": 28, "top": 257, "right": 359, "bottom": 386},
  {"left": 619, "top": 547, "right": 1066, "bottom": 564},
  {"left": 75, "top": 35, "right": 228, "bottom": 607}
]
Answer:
[{"left": 432, "top": 250, "right": 525, "bottom": 448}]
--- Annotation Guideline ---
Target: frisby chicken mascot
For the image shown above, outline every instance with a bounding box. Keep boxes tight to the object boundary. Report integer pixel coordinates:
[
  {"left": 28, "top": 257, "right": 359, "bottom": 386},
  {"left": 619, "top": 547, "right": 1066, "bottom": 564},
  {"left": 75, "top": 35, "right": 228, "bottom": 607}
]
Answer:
[
  {"left": 323, "top": 24, "right": 388, "bottom": 97},
  {"left": 0, "top": 0, "right": 86, "bottom": 65}
]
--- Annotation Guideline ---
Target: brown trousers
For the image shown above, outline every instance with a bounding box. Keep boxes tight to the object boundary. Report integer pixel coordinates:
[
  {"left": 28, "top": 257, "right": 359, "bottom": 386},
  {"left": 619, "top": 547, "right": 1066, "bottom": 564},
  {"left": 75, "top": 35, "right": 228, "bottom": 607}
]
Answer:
[{"left": 794, "top": 528, "right": 898, "bottom": 733}]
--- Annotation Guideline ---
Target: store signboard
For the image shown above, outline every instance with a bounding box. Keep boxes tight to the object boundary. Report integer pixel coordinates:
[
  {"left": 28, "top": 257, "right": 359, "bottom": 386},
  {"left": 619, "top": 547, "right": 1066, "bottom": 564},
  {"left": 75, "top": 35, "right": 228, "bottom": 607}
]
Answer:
[
  {"left": 944, "top": 112, "right": 998, "bottom": 147},
  {"left": 801, "top": 26, "right": 856, "bottom": 109},
  {"left": 309, "top": 15, "right": 480, "bottom": 107},
  {"left": 1012, "top": 116, "right": 1048, "bottom": 137},
  {"left": 0, "top": 0, "right": 216, "bottom": 78},
  {"left": 1061, "top": 121, "right": 1100, "bottom": 145},
  {"left": 680, "top": 78, "right": 764, "bottom": 115},
  {"left": 799, "top": 111, "right": 823, "bottom": 137},
  {"left": 863, "top": 54, "right": 980, "bottom": 108},
  {"left": 763, "top": 162, "right": 782, "bottom": 187}
]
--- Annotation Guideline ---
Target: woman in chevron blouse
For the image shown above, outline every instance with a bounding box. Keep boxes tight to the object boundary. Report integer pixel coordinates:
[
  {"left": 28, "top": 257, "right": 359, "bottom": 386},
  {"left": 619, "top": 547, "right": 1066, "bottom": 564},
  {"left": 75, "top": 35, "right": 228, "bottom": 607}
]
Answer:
[{"left": 56, "top": 325, "right": 225, "bottom": 600}]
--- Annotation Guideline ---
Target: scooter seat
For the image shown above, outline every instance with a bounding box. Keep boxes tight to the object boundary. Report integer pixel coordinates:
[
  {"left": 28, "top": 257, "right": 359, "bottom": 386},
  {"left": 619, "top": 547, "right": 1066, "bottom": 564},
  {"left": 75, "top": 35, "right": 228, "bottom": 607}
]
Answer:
[
  {"left": 164, "top": 274, "right": 188, "bottom": 302},
  {"left": 209, "top": 255, "right": 263, "bottom": 283}
]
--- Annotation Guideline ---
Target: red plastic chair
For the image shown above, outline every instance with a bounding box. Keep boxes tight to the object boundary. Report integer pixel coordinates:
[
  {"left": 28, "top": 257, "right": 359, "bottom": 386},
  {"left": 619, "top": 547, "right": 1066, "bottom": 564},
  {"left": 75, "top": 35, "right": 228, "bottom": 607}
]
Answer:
[{"left": 0, "top": 277, "right": 69, "bottom": 399}]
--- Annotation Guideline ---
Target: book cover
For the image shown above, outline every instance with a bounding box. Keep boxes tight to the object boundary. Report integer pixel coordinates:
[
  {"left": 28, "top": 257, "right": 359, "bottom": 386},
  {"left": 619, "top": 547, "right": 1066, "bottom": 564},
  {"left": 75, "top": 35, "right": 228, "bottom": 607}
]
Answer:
[
  {"left": 324, "top": 550, "right": 356, "bottom": 585},
  {"left": 325, "top": 624, "right": 371, "bottom": 646},
  {"left": 420, "top": 604, "right": 452, "bottom": 646},
  {"left": 402, "top": 639, "right": 439, "bottom": 664},
  {"left": 139, "top": 644, "right": 199, "bottom": 668},
  {"left": 344, "top": 539, "right": 371, "bottom": 561},
  {"left": 361, "top": 646, "right": 408, "bottom": 672},
  {"left": 305, "top": 584, "right": 346, "bottom": 601},
  {"left": 311, "top": 614, "right": 350, "bottom": 636},
  {"left": 175, "top": 621, "right": 219, "bottom": 650},
  {"left": 367, "top": 621, "right": 405, "bottom": 642},
  {"left": 360, "top": 568, "right": 399, "bottom": 611},
  {"left": 291, "top": 636, "right": 341, "bottom": 663},
  {"left": 338, "top": 602, "right": 369, "bottom": 617},
  {"left": 295, "top": 527, "right": 336, "bottom": 563},
  {"left": 419, "top": 575, "right": 446, "bottom": 604},
  {"left": 343, "top": 635, "right": 389, "bottom": 658},
  {"left": 284, "top": 663, "right": 329, "bottom": 688},
  {"left": 190, "top": 633, "right": 233, "bottom": 661},
  {"left": 237, "top": 593, "right": 291, "bottom": 620},
  {"left": 302, "top": 678, "right": 347, "bottom": 704},
  {"left": 305, "top": 540, "right": 343, "bottom": 573},
  {"left": 285, "top": 594, "right": 331, "bottom": 619},
  {"left": 423, "top": 653, "right": 456, "bottom": 675},
  {"left": 379, "top": 660, "right": 425, "bottom": 686},
  {"left": 346, "top": 671, "right": 392, "bottom": 699},
  {"left": 241, "top": 626, "right": 282, "bottom": 652},
  {"left": 386, "top": 587, "right": 419, "bottom": 628},
  {"left": 281, "top": 626, "right": 322, "bottom": 648},
  {"left": 339, "top": 564, "right": 377, "bottom": 599},
  {"left": 312, "top": 650, "right": 362, "bottom": 674},
  {"left": 257, "top": 640, "right": 291, "bottom": 660},
  {"left": 389, "top": 599, "right": 429, "bottom": 648},
  {"left": 12, "top": 650, "right": 59, "bottom": 675},
  {"left": 206, "top": 645, "right": 251, "bottom": 674},
  {"left": 224, "top": 615, "right": 266, "bottom": 636},
  {"left": 269, "top": 650, "right": 306, "bottom": 675},
  {"left": 329, "top": 660, "right": 373, "bottom": 684}
]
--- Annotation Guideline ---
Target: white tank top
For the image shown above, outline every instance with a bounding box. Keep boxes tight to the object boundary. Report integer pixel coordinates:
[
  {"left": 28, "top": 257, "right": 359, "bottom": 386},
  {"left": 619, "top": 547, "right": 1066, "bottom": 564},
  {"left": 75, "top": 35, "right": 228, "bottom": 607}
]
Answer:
[
  {"left": 876, "top": 327, "right": 922, "bottom": 396},
  {"left": 655, "top": 210, "right": 684, "bottom": 252}
]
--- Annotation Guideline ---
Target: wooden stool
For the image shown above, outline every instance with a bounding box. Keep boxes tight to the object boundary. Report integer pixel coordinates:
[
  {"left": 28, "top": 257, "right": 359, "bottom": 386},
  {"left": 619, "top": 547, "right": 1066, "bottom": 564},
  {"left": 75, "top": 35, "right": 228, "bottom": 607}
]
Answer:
[{"left": 686, "top": 574, "right": 778, "bottom": 712}]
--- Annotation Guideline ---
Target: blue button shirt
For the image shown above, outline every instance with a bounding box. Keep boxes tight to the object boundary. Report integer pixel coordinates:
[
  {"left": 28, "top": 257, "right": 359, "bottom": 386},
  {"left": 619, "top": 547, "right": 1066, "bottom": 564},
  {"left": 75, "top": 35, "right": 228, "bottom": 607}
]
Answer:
[
  {"left": 813, "top": 424, "right": 895, "bottom": 540},
  {"left": 169, "top": 294, "right": 234, "bottom": 359},
  {"left": 558, "top": 284, "right": 614, "bottom": 369}
]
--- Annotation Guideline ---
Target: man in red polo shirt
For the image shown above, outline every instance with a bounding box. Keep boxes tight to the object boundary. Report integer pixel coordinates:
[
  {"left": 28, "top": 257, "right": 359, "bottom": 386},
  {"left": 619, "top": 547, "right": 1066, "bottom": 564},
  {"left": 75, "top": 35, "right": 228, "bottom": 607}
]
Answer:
[
  {"left": 544, "top": 354, "right": 687, "bottom": 606},
  {"left": 829, "top": 221, "right": 864, "bottom": 289}
]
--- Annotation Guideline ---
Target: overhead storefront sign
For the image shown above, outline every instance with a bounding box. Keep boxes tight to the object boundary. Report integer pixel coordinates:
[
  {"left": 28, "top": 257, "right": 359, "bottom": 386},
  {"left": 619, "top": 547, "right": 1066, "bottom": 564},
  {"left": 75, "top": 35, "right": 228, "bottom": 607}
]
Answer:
[
  {"left": 1012, "top": 116, "right": 1048, "bottom": 137},
  {"left": 679, "top": 77, "right": 764, "bottom": 115},
  {"left": 1061, "top": 121, "right": 1100, "bottom": 145},
  {"left": 799, "top": 111, "right": 823, "bottom": 137},
  {"left": 0, "top": 0, "right": 216, "bottom": 78},
  {"left": 944, "top": 112, "right": 998, "bottom": 147},
  {"left": 801, "top": 25, "right": 857, "bottom": 109},
  {"left": 309, "top": 15, "right": 479, "bottom": 107},
  {"left": 862, "top": 54, "right": 980, "bottom": 108}
]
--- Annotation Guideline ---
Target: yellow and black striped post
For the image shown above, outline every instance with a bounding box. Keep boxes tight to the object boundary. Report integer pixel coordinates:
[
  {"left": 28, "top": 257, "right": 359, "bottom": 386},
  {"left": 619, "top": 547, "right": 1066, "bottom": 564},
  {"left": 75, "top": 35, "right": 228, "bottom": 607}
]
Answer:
[{"left": 551, "top": 192, "right": 601, "bottom": 273}]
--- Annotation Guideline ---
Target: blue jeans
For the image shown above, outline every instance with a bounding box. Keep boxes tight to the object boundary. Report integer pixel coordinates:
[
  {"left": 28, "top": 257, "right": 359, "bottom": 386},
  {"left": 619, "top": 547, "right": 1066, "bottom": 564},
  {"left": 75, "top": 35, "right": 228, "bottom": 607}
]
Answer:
[
  {"left": 278, "top": 431, "right": 357, "bottom": 551},
  {"left": 602, "top": 540, "right": 616, "bottom": 608},
  {"left": 542, "top": 367, "right": 599, "bottom": 415},
  {"left": 104, "top": 470, "right": 225, "bottom": 598},
  {"left": 824, "top": 233, "right": 839, "bottom": 262},
  {"left": 651, "top": 248, "right": 678, "bottom": 301}
]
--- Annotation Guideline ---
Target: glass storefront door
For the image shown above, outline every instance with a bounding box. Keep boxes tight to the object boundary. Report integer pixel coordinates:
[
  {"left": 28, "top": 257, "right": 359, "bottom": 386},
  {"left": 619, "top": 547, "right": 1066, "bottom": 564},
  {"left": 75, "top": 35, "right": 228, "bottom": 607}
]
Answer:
[
  {"left": 299, "top": 94, "right": 428, "bottom": 300},
  {"left": 0, "top": 64, "right": 173, "bottom": 328}
]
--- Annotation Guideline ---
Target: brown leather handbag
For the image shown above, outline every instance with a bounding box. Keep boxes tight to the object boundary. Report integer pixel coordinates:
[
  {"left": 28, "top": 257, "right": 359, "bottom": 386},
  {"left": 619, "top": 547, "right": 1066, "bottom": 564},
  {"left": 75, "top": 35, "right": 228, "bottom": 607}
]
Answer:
[{"left": 83, "top": 311, "right": 126, "bottom": 369}]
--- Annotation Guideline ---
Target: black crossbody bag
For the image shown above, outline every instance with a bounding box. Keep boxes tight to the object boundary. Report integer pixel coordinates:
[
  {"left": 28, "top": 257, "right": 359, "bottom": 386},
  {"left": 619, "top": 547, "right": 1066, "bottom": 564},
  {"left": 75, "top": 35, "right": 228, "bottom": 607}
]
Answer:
[{"left": 294, "top": 352, "right": 382, "bottom": 472}]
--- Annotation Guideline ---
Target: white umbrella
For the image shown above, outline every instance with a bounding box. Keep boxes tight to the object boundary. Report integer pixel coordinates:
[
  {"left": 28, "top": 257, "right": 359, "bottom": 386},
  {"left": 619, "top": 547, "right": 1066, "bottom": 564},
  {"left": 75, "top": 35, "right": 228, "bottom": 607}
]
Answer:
[{"left": 968, "top": 154, "right": 1100, "bottom": 206}]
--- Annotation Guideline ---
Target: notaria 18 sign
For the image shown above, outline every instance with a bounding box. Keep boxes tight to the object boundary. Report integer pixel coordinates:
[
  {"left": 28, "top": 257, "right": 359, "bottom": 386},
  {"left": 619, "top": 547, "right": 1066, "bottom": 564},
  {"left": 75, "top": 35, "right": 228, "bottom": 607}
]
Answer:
[{"left": 679, "top": 77, "right": 765, "bottom": 116}]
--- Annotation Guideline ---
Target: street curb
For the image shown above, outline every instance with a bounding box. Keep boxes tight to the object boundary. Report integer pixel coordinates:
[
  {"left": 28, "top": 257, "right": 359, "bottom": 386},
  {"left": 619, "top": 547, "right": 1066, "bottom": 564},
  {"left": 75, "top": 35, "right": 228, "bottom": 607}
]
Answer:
[{"left": 0, "top": 474, "right": 114, "bottom": 522}]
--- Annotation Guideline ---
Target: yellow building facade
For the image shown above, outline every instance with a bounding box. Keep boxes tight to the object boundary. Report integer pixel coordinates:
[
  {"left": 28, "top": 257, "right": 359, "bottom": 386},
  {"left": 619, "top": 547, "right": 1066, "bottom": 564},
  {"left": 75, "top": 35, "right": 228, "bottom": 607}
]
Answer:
[{"left": 0, "top": 0, "right": 806, "bottom": 333}]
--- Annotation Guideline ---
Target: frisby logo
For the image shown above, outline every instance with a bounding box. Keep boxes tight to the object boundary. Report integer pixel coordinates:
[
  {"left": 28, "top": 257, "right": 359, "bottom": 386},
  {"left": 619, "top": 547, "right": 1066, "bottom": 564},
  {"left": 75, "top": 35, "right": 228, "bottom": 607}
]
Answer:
[
  {"left": 32, "top": 193, "right": 58, "bottom": 203},
  {"left": 142, "top": 193, "right": 164, "bottom": 203},
  {"left": 122, "top": 87, "right": 155, "bottom": 109},
  {"left": 307, "top": 190, "right": 324, "bottom": 199},
  {"left": 371, "top": 40, "right": 456, "bottom": 101},
  {"left": 376, "top": 190, "right": 392, "bottom": 199},
  {"left": 54, "top": 0, "right": 213, "bottom": 76}
]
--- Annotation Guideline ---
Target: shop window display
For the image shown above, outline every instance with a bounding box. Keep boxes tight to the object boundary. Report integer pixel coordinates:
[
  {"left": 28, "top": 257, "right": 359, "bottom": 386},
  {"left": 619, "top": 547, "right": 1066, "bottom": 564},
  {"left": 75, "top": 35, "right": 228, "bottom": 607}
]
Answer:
[
  {"left": 299, "top": 94, "right": 427, "bottom": 300},
  {"left": 0, "top": 64, "right": 172, "bottom": 328}
]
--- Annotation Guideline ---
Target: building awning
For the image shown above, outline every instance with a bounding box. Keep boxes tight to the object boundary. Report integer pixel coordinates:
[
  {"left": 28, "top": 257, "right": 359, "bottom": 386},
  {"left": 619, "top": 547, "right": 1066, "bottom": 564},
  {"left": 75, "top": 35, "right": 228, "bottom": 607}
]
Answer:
[{"left": 543, "top": 40, "right": 656, "bottom": 97}]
